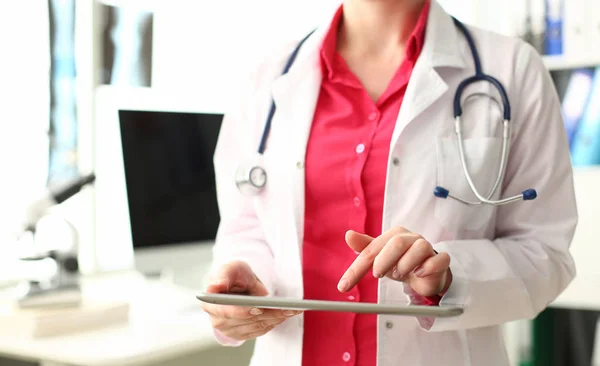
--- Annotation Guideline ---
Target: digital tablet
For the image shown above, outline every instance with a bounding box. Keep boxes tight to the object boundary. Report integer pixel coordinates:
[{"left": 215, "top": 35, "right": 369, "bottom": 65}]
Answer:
[{"left": 197, "top": 293, "right": 464, "bottom": 317}]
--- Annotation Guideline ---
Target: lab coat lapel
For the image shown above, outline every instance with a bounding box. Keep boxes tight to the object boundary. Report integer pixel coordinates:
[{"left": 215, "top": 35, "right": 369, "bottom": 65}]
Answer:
[
  {"left": 390, "top": 0, "right": 467, "bottom": 145},
  {"left": 392, "top": 60, "right": 447, "bottom": 144},
  {"left": 271, "top": 61, "right": 322, "bottom": 165},
  {"left": 270, "top": 29, "right": 326, "bottom": 250}
]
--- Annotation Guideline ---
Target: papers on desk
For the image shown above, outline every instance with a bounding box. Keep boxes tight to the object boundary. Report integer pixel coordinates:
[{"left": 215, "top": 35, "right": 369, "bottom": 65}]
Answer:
[{"left": 0, "top": 299, "right": 130, "bottom": 338}]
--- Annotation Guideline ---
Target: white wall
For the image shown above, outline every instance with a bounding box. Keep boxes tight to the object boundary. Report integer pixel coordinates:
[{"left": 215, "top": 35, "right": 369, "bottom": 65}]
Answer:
[
  {"left": 436, "top": 0, "right": 477, "bottom": 24},
  {"left": 152, "top": 0, "right": 340, "bottom": 95},
  {"left": 0, "top": 2, "right": 49, "bottom": 225},
  {"left": 150, "top": 0, "right": 519, "bottom": 98},
  {"left": 0, "top": 1, "right": 50, "bottom": 284},
  {"left": 438, "top": 0, "right": 546, "bottom": 39}
]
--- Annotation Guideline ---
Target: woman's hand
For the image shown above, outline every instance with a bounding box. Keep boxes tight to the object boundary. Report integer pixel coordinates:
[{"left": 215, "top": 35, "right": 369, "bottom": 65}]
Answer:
[
  {"left": 338, "top": 227, "right": 452, "bottom": 297},
  {"left": 202, "top": 261, "right": 301, "bottom": 341}
]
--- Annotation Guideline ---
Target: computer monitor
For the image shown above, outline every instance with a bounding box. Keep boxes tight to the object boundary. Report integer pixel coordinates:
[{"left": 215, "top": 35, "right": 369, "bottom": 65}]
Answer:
[
  {"left": 118, "top": 109, "right": 222, "bottom": 249},
  {"left": 94, "top": 86, "right": 225, "bottom": 285}
]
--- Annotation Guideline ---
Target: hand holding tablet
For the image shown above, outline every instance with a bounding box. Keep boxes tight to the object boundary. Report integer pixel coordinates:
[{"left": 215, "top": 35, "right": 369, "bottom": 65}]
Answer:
[{"left": 200, "top": 261, "right": 302, "bottom": 342}]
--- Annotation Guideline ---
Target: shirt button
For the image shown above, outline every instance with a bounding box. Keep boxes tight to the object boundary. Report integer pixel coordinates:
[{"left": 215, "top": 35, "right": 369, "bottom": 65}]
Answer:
[
  {"left": 355, "top": 143, "right": 365, "bottom": 154},
  {"left": 342, "top": 352, "right": 351, "bottom": 362},
  {"left": 368, "top": 112, "right": 378, "bottom": 121},
  {"left": 296, "top": 161, "right": 304, "bottom": 169},
  {"left": 386, "top": 321, "right": 394, "bottom": 329},
  {"left": 353, "top": 197, "right": 361, "bottom": 207},
  {"left": 392, "top": 157, "right": 400, "bottom": 166}
]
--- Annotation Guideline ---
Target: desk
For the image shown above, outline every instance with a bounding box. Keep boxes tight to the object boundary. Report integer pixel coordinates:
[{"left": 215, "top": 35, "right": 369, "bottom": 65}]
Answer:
[{"left": 0, "top": 271, "right": 253, "bottom": 366}]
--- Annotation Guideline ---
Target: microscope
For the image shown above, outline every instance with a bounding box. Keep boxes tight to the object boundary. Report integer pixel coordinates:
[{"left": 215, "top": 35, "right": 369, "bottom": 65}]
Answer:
[{"left": 15, "top": 173, "right": 95, "bottom": 309}]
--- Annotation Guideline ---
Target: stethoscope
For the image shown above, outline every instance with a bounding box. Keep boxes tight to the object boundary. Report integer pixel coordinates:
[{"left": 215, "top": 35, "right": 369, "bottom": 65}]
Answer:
[{"left": 235, "top": 18, "right": 538, "bottom": 206}]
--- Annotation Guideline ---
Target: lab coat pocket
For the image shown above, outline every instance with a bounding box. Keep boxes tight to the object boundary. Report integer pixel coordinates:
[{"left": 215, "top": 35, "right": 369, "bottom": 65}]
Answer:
[{"left": 435, "top": 136, "right": 503, "bottom": 232}]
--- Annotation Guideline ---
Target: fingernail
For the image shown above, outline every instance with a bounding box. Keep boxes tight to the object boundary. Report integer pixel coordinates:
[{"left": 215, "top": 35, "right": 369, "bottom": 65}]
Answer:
[
  {"left": 337, "top": 278, "right": 348, "bottom": 292},
  {"left": 414, "top": 266, "right": 425, "bottom": 277},
  {"left": 373, "top": 271, "right": 381, "bottom": 279},
  {"left": 392, "top": 267, "right": 401, "bottom": 279},
  {"left": 249, "top": 308, "right": 262, "bottom": 315},
  {"left": 283, "top": 310, "right": 296, "bottom": 316}
]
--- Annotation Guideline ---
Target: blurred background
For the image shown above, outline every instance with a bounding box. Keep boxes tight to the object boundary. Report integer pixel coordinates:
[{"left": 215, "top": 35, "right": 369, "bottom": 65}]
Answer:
[{"left": 0, "top": 0, "right": 599, "bottom": 365}]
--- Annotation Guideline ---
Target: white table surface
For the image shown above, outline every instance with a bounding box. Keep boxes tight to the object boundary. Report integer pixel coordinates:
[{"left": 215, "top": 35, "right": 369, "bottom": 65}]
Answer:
[{"left": 0, "top": 271, "right": 220, "bottom": 366}]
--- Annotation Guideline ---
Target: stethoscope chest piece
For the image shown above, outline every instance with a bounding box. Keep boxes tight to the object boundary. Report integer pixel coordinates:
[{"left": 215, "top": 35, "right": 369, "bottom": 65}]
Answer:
[{"left": 235, "top": 156, "right": 267, "bottom": 196}]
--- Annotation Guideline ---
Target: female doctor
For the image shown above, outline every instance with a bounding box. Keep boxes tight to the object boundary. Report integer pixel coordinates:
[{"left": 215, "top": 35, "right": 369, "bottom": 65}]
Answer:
[{"left": 201, "top": 0, "right": 578, "bottom": 365}]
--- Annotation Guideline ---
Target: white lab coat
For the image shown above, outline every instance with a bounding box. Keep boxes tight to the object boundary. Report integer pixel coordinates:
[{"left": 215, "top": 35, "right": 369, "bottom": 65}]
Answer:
[{"left": 209, "top": 1, "right": 578, "bottom": 365}]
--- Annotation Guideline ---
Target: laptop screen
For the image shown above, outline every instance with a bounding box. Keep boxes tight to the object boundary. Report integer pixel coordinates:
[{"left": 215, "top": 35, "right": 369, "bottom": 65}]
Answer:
[{"left": 118, "top": 110, "right": 223, "bottom": 249}]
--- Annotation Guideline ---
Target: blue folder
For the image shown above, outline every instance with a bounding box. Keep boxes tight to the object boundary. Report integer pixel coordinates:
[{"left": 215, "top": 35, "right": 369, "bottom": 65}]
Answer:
[
  {"left": 561, "top": 68, "right": 594, "bottom": 148},
  {"left": 570, "top": 67, "right": 600, "bottom": 166}
]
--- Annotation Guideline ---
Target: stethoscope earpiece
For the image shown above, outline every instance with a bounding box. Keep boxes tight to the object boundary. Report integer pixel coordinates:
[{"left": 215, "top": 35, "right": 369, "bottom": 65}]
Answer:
[
  {"left": 522, "top": 189, "right": 537, "bottom": 201},
  {"left": 433, "top": 186, "right": 450, "bottom": 199}
]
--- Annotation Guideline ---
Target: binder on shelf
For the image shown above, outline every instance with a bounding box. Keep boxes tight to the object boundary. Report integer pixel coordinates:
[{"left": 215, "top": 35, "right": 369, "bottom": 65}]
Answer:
[
  {"left": 528, "top": 0, "right": 547, "bottom": 54},
  {"left": 473, "top": 0, "right": 523, "bottom": 38},
  {"left": 586, "top": 0, "right": 600, "bottom": 55},
  {"left": 563, "top": 0, "right": 587, "bottom": 58},
  {"left": 544, "top": 0, "right": 564, "bottom": 55},
  {"left": 570, "top": 67, "right": 600, "bottom": 166},
  {"left": 561, "top": 68, "right": 594, "bottom": 148}
]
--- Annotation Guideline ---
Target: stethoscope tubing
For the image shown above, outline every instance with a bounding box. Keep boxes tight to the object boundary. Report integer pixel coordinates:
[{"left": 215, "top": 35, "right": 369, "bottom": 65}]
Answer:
[{"left": 239, "top": 17, "right": 537, "bottom": 204}]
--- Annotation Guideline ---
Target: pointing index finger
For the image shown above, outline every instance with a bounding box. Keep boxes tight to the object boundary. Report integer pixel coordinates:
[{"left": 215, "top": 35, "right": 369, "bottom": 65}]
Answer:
[{"left": 338, "top": 227, "right": 409, "bottom": 292}]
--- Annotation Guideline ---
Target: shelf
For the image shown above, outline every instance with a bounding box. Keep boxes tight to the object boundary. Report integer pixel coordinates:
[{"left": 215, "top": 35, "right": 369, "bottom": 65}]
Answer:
[{"left": 543, "top": 54, "right": 600, "bottom": 71}]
